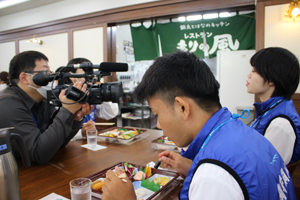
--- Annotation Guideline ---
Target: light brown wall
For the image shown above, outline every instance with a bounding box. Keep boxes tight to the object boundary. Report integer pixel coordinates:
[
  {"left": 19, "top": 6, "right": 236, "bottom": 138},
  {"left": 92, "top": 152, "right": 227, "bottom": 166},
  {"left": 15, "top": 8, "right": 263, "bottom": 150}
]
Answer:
[{"left": 255, "top": 0, "right": 300, "bottom": 116}]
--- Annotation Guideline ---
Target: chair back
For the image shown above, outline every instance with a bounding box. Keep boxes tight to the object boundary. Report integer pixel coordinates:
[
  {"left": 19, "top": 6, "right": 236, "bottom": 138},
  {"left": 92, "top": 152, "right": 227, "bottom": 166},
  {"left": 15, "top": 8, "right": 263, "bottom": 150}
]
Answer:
[{"left": 287, "top": 159, "right": 300, "bottom": 177}]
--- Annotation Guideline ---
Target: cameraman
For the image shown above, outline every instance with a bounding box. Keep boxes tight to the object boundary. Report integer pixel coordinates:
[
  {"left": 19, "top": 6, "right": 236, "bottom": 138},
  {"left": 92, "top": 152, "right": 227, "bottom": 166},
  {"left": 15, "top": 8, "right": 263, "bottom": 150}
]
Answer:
[
  {"left": 0, "top": 51, "right": 94, "bottom": 164},
  {"left": 66, "top": 58, "right": 119, "bottom": 137}
]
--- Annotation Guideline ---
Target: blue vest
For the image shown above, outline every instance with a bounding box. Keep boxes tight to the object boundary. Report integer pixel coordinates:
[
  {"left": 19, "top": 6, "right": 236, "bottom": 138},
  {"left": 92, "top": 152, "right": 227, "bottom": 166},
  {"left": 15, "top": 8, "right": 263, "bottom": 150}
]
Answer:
[
  {"left": 252, "top": 96, "right": 300, "bottom": 164},
  {"left": 180, "top": 108, "right": 296, "bottom": 200},
  {"left": 83, "top": 106, "right": 96, "bottom": 123}
]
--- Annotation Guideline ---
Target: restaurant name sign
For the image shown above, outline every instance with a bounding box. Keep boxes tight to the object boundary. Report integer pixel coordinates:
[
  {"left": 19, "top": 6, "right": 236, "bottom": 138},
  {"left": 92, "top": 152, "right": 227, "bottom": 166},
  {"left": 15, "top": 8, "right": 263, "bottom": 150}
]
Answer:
[{"left": 130, "top": 12, "right": 255, "bottom": 61}]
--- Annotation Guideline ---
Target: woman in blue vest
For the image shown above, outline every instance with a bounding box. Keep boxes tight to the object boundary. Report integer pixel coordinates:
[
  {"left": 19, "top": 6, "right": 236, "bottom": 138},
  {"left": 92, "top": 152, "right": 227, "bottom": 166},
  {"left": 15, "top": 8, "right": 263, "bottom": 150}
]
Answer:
[
  {"left": 246, "top": 47, "right": 300, "bottom": 165},
  {"left": 101, "top": 51, "right": 296, "bottom": 200}
]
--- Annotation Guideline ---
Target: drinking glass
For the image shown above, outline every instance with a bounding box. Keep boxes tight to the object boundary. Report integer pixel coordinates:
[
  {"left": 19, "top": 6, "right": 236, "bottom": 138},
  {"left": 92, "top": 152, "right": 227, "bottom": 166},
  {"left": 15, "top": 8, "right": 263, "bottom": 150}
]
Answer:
[
  {"left": 86, "top": 129, "right": 98, "bottom": 148},
  {"left": 69, "top": 178, "right": 92, "bottom": 200}
]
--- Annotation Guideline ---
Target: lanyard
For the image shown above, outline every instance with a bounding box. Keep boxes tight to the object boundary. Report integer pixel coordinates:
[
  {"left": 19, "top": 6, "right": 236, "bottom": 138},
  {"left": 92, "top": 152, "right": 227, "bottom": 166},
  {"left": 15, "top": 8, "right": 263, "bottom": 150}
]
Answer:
[
  {"left": 30, "top": 111, "right": 40, "bottom": 129},
  {"left": 250, "top": 99, "right": 285, "bottom": 129},
  {"left": 199, "top": 109, "right": 250, "bottom": 152}
]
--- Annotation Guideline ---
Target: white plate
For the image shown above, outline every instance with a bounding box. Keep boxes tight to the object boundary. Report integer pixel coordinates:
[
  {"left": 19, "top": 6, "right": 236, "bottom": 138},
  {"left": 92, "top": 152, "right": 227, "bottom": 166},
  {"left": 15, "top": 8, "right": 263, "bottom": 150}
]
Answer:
[
  {"left": 117, "top": 137, "right": 135, "bottom": 144},
  {"left": 153, "top": 143, "right": 178, "bottom": 151}
]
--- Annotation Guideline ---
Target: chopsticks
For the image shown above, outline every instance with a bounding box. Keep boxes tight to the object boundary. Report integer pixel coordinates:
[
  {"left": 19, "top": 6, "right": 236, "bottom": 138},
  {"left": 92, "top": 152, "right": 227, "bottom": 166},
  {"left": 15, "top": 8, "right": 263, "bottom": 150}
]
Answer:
[
  {"left": 154, "top": 160, "right": 161, "bottom": 169},
  {"left": 95, "top": 122, "right": 115, "bottom": 126},
  {"left": 83, "top": 122, "right": 115, "bottom": 126}
]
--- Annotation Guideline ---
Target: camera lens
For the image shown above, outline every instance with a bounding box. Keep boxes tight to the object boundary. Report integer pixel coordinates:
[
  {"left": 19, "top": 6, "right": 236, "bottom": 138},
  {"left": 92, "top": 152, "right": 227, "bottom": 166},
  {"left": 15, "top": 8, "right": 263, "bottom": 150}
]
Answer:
[{"left": 100, "top": 82, "right": 123, "bottom": 103}]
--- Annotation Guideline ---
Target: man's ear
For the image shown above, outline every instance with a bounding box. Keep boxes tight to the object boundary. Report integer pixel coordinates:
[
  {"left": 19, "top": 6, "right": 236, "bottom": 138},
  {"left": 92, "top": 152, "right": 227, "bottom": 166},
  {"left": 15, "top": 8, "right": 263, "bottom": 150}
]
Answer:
[
  {"left": 174, "top": 96, "right": 190, "bottom": 120},
  {"left": 19, "top": 72, "right": 30, "bottom": 85}
]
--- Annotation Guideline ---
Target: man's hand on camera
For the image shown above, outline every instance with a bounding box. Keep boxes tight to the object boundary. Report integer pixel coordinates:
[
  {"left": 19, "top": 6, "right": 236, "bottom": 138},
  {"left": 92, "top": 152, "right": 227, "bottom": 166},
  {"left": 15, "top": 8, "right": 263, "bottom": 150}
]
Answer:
[
  {"left": 59, "top": 82, "right": 90, "bottom": 115},
  {"left": 74, "top": 103, "right": 94, "bottom": 121}
]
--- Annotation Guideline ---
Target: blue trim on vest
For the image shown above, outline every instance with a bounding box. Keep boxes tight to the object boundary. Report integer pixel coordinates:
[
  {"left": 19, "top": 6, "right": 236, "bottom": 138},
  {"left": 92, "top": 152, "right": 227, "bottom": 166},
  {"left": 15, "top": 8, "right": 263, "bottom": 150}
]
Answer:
[
  {"left": 179, "top": 108, "right": 296, "bottom": 200},
  {"left": 251, "top": 98, "right": 285, "bottom": 129},
  {"left": 253, "top": 96, "right": 300, "bottom": 164}
]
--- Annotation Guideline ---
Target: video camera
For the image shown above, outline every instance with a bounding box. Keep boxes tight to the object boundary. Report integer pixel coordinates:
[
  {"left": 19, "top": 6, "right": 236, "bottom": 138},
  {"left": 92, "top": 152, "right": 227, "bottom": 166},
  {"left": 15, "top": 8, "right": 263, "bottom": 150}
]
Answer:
[{"left": 32, "top": 62, "right": 128, "bottom": 107}]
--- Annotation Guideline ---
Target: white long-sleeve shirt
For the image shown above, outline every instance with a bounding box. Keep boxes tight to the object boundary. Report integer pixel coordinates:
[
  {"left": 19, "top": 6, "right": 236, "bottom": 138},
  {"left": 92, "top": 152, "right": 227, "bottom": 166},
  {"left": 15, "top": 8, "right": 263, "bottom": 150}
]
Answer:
[
  {"left": 264, "top": 118, "right": 296, "bottom": 165},
  {"left": 189, "top": 163, "right": 243, "bottom": 200}
]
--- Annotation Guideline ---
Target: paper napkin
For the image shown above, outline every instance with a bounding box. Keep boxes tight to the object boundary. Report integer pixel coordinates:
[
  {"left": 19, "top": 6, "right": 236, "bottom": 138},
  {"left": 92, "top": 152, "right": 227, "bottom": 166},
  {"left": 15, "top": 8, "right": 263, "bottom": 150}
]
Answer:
[
  {"left": 81, "top": 144, "right": 107, "bottom": 151},
  {"left": 39, "top": 192, "right": 69, "bottom": 200},
  {"left": 71, "top": 129, "right": 85, "bottom": 141},
  {"left": 147, "top": 161, "right": 164, "bottom": 170}
]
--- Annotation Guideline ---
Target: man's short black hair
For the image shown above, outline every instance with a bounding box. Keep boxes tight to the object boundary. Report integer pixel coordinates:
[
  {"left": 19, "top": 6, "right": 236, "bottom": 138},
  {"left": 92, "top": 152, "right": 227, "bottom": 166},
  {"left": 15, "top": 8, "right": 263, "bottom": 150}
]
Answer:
[
  {"left": 9, "top": 51, "right": 48, "bottom": 86},
  {"left": 133, "top": 51, "right": 221, "bottom": 112},
  {"left": 250, "top": 47, "right": 300, "bottom": 99}
]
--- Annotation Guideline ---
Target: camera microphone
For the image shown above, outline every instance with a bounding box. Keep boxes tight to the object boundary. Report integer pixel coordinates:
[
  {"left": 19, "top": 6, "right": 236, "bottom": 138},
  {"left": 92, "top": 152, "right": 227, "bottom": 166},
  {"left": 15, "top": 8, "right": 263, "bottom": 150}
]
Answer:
[
  {"left": 33, "top": 72, "right": 57, "bottom": 86},
  {"left": 67, "top": 62, "right": 128, "bottom": 72},
  {"left": 99, "top": 62, "right": 128, "bottom": 72}
]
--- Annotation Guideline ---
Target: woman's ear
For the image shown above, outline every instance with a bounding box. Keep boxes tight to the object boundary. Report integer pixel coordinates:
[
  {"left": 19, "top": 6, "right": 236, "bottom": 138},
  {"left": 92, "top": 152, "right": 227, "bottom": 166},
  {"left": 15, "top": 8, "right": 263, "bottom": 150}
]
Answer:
[
  {"left": 174, "top": 96, "right": 190, "bottom": 120},
  {"left": 268, "top": 81, "right": 275, "bottom": 86}
]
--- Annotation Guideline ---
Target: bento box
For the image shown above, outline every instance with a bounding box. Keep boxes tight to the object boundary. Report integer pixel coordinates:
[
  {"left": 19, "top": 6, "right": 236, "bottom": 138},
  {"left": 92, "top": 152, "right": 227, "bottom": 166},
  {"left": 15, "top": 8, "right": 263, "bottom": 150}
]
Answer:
[
  {"left": 86, "top": 162, "right": 180, "bottom": 199},
  {"left": 97, "top": 127, "right": 147, "bottom": 144},
  {"left": 151, "top": 136, "right": 181, "bottom": 152}
]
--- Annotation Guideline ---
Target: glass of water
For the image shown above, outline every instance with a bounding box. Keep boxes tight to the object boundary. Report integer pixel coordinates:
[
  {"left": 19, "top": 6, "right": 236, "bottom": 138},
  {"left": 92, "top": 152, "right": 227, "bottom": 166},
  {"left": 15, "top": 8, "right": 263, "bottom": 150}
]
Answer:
[
  {"left": 70, "top": 178, "right": 92, "bottom": 200},
  {"left": 86, "top": 129, "right": 98, "bottom": 148}
]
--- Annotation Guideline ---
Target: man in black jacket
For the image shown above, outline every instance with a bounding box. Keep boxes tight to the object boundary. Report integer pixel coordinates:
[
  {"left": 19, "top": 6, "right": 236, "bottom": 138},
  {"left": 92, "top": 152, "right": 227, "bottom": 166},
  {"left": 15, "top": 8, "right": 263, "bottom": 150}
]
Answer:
[{"left": 0, "top": 50, "right": 93, "bottom": 164}]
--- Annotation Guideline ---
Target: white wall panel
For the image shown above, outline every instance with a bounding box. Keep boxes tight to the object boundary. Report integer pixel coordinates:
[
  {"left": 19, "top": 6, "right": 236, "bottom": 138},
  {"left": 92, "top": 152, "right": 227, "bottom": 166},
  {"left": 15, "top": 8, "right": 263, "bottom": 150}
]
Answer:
[
  {"left": 19, "top": 33, "right": 68, "bottom": 72},
  {"left": 0, "top": 41, "right": 16, "bottom": 72},
  {"left": 265, "top": 4, "right": 300, "bottom": 93},
  {"left": 73, "top": 27, "right": 103, "bottom": 64},
  {"left": 218, "top": 50, "right": 255, "bottom": 122}
]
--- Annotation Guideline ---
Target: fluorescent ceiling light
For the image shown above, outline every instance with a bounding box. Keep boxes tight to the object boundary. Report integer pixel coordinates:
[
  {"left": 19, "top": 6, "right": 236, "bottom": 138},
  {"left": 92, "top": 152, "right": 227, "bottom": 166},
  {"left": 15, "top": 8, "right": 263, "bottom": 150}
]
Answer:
[
  {"left": 203, "top": 13, "right": 218, "bottom": 19},
  {"left": 178, "top": 16, "right": 186, "bottom": 22},
  {"left": 219, "top": 12, "right": 236, "bottom": 18},
  {"left": 239, "top": 10, "right": 255, "bottom": 15},
  {"left": 131, "top": 22, "right": 142, "bottom": 27},
  {"left": 156, "top": 19, "right": 170, "bottom": 24},
  {"left": 0, "top": 0, "right": 30, "bottom": 9},
  {"left": 187, "top": 15, "right": 202, "bottom": 21}
]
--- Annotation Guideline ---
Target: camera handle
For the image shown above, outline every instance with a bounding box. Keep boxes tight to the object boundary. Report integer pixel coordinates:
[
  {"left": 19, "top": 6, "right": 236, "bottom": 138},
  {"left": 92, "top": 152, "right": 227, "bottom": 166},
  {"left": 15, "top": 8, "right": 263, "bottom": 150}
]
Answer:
[{"left": 65, "top": 85, "right": 88, "bottom": 103}]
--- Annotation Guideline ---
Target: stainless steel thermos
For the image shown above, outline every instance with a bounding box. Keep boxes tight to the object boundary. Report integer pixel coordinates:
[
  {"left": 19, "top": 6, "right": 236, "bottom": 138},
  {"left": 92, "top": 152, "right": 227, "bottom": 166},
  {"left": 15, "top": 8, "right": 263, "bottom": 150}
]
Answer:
[{"left": 0, "top": 127, "right": 31, "bottom": 200}]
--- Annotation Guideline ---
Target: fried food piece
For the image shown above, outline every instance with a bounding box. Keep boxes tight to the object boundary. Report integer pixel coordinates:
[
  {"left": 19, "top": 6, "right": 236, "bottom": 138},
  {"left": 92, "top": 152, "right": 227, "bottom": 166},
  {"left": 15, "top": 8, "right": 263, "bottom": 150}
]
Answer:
[
  {"left": 92, "top": 180, "right": 105, "bottom": 192},
  {"left": 153, "top": 177, "right": 170, "bottom": 186}
]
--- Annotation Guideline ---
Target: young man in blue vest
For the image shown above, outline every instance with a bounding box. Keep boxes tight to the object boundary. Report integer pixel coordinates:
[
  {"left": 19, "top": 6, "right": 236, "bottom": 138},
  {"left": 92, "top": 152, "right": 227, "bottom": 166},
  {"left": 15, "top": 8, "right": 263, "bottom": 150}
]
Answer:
[
  {"left": 246, "top": 47, "right": 300, "bottom": 165},
  {"left": 102, "top": 51, "right": 296, "bottom": 200}
]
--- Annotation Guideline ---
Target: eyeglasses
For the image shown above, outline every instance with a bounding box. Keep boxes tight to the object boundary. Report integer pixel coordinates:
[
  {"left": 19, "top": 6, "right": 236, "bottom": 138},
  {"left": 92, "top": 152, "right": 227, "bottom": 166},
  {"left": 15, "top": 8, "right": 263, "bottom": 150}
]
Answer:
[{"left": 25, "top": 70, "right": 52, "bottom": 74}]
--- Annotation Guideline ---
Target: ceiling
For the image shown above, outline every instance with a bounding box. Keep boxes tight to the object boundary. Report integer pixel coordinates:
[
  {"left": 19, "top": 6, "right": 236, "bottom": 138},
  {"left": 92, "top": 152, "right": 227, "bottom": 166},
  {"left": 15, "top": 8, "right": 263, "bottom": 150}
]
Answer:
[{"left": 0, "top": 0, "right": 65, "bottom": 16}]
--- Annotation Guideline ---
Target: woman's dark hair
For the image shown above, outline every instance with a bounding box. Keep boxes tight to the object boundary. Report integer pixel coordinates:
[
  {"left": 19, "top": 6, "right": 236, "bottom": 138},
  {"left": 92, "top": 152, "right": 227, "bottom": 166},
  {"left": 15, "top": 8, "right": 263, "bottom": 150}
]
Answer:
[
  {"left": 64, "top": 58, "right": 92, "bottom": 84},
  {"left": 250, "top": 47, "right": 300, "bottom": 99},
  {"left": 133, "top": 51, "right": 221, "bottom": 112},
  {"left": 0, "top": 71, "right": 9, "bottom": 85},
  {"left": 9, "top": 51, "right": 48, "bottom": 85},
  {"left": 67, "top": 58, "right": 92, "bottom": 73}
]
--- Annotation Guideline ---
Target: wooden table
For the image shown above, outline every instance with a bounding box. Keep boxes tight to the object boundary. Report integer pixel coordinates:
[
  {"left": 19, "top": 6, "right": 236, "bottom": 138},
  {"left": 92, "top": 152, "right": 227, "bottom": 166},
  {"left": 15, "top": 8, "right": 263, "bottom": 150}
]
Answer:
[{"left": 18, "top": 127, "right": 182, "bottom": 200}]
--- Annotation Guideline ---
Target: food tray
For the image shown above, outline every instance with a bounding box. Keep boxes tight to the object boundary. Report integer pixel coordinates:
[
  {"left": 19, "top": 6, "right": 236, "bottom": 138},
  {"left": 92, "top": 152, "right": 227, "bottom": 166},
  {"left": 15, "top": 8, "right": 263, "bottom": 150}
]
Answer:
[
  {"left": 86, "top": 162, "right": 181, "bottom": 200},
  {"left": 97, "top": 127, "right": 147, "bottom": 145},
  {"left": 151, "top": 137, "right": 181, "bottom": 152}
]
